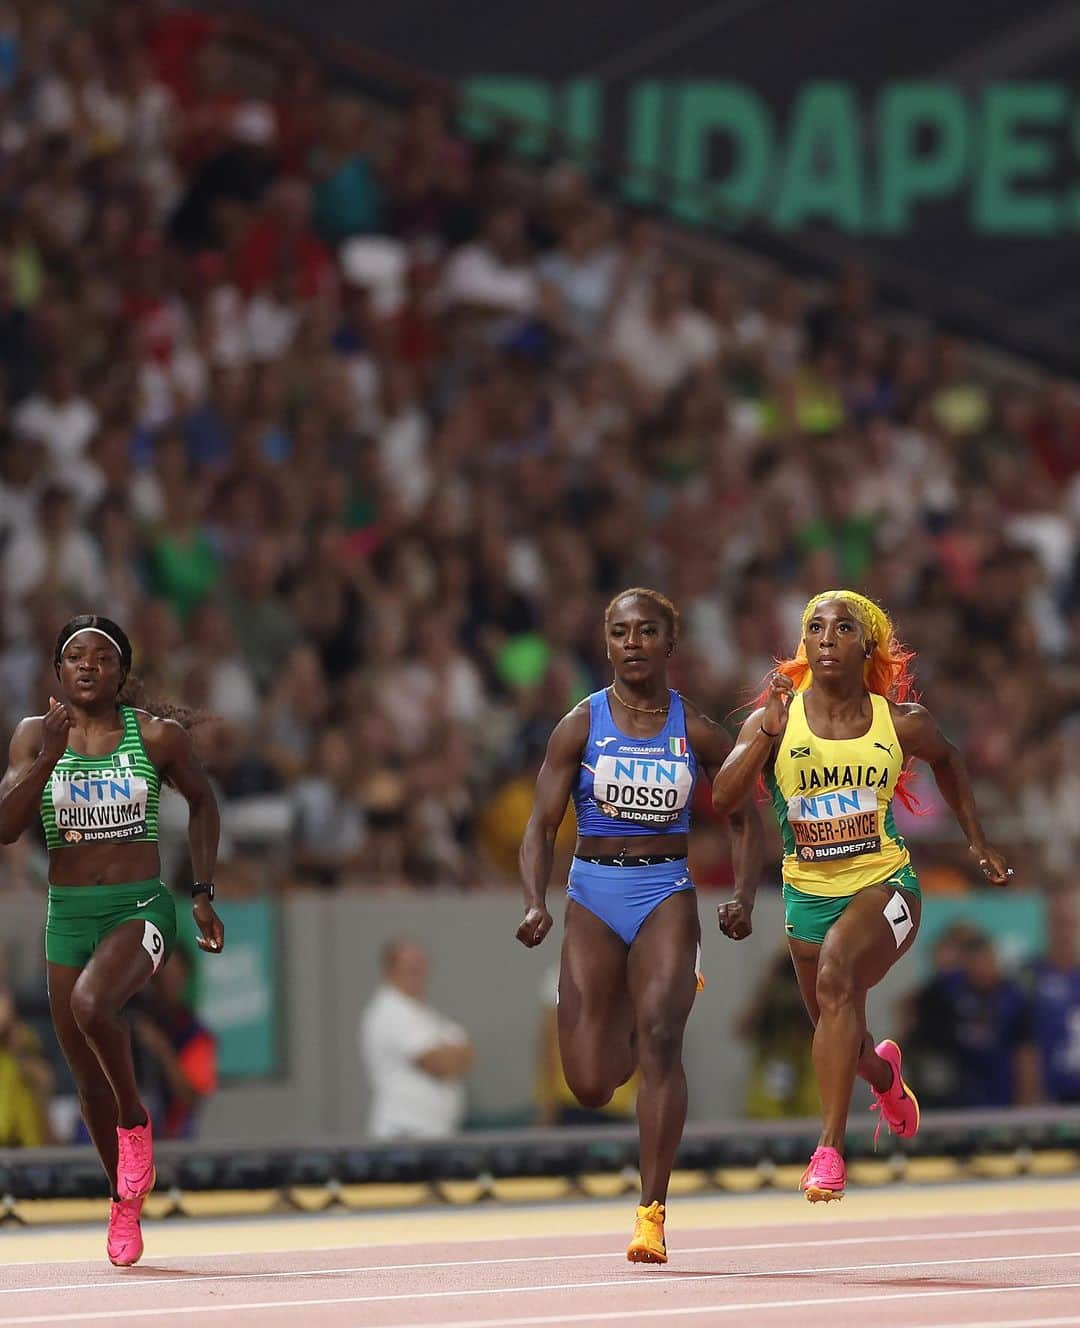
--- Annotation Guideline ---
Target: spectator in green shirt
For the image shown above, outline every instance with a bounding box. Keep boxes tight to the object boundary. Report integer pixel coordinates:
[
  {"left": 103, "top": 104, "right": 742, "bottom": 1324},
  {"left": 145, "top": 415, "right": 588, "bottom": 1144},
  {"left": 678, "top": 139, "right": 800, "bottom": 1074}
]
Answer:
[{"left": 146, "top": 488, "right": 221, "bottom": 624}]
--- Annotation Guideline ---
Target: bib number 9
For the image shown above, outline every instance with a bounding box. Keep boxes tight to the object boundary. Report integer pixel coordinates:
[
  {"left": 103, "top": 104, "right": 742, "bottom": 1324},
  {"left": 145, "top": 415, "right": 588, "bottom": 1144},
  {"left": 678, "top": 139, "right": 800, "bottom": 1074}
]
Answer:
[{"left": 141, "top": 920, "right": 166, "bottom": 973}]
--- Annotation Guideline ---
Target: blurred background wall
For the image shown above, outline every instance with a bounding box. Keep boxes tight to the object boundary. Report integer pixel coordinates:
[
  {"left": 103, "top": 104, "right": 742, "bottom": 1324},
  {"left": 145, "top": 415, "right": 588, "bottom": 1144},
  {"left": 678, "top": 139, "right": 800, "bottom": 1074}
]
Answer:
[{"left": 0, "top": 887, "right": 1051, "bottom": 1140}]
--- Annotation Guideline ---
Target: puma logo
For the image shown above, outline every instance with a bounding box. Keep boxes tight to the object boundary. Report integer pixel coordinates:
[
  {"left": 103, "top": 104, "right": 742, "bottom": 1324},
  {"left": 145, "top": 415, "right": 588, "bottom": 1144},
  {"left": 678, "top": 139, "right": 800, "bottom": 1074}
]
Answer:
[
  {"left": 874, "top": 741, "right": 895, "bottom": 757},
  {"left": 595, "top": 737, "right": 616, "bottom": 748}
]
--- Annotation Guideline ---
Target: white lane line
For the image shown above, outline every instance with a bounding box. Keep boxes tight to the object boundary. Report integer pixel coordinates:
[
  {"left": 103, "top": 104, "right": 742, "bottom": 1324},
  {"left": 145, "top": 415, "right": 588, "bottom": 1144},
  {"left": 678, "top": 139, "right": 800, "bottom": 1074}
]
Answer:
[
  {"left": 3, "top": 1197, "right": 1078, "bottom": 1268},
  {"left": 923, "top": 1319, "right": 1080, "bottom": 1328},
  {"left": 5, "top": 1275, "right": 1080, "bottom": 1326},
  {"left": 7, "top": 1222, "right": 1080, "bottom": 1295},
  {"left": 2, "top": 1251, "right": 1080, "bottom": 1322}
]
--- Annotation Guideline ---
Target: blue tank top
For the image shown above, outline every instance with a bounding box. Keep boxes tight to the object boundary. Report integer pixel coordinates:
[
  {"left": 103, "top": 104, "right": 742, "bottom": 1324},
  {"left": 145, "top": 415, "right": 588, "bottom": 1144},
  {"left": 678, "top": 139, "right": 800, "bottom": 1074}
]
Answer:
[{"left": 572, "top": 689, "right": 698, "bottom": 837}]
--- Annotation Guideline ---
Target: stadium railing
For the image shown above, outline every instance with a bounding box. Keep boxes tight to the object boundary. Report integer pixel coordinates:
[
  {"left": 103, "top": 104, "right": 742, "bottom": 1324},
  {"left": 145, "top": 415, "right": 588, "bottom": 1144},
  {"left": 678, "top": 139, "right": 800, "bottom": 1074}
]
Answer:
[{"left": 2, "top": 1106, "right": 1078, "bottom": 1223}]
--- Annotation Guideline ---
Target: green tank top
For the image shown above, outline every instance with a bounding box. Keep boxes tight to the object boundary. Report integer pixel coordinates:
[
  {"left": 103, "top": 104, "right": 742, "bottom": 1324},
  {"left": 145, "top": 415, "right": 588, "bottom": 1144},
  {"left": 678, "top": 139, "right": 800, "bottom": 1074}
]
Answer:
[{"left": 40, "top": 706, "right": 162, "bottom": 851}]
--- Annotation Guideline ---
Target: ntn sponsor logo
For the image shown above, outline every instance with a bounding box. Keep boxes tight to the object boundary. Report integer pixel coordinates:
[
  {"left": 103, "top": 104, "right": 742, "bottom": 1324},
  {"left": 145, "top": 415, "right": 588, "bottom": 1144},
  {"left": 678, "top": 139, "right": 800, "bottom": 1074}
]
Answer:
[
  {"left": 597, "top": 756, "right": 692, "bottom": 784},
  {"left": 53, "top": 774, "right": 148, "bottom": 802},
  {"left": 788, "top": 785, "right": 877, "bottom": 820}
]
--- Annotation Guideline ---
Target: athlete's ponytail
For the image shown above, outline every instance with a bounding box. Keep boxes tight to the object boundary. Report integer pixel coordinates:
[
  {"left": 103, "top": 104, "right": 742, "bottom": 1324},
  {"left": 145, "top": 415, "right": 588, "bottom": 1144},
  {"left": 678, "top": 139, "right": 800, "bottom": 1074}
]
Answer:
[{"left": 117, "top": 673, "right": 208, "bottom": 732}]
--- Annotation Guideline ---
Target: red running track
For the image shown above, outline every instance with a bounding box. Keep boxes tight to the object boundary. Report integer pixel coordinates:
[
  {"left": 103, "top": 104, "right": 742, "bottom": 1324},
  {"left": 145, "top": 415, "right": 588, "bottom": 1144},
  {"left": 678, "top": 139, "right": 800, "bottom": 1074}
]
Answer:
[{"left": 3, "top": 1205, "right": 1080, "bottom": 1327}]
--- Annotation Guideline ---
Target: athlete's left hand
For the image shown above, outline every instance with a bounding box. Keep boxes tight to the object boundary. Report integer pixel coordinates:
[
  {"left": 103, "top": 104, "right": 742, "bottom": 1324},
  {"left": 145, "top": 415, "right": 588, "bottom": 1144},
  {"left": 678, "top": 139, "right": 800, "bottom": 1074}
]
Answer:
[
  {"left": 193, "top": 897, "right": 225, "bottom": 953},
  {"left": 516, "top": 906, "right": 553, "bottom": 948},
  {"left": 718, "top": 897, "right": 753, "bottom": 940},
  {"left": 971, "top": 844, "right": 1013, "bottom": 887}
]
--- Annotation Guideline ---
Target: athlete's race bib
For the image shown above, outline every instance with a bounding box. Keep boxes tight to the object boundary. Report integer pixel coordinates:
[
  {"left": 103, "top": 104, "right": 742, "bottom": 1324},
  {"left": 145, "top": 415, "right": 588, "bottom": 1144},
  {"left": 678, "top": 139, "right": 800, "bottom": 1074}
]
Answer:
[
  {"left": 51, "top": 771, "right": 149, "bottom": 844},
  {"left": 592, "top": 754, "right": 695, "bottom": 827},
  {"left": 786, "top": 786, "right": 880, "bottom": 863}
]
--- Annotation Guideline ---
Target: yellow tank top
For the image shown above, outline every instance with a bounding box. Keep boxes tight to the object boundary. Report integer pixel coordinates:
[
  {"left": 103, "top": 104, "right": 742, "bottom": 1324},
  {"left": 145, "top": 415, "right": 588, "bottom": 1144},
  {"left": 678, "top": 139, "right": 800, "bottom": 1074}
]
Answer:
[{"left": 767, "top": 692, "right": 910, "bottom": 897}]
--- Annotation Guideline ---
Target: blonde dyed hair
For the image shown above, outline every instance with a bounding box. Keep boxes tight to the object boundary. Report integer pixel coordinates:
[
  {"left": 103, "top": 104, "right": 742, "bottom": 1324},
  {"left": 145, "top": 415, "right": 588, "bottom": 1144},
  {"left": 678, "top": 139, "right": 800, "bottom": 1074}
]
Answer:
[
  {"left": 790, "top": 590, "right": 915, "bottom": 700},
  {"left": 756, "top": 589, "right": 921, "bottom": 810}
]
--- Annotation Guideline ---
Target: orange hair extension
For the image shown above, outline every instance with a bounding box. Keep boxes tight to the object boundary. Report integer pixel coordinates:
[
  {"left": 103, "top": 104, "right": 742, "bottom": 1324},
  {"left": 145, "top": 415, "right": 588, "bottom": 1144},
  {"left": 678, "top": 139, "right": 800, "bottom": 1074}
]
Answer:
[{"left": 754, "top": 590, "right": 922, "bottom": 812}]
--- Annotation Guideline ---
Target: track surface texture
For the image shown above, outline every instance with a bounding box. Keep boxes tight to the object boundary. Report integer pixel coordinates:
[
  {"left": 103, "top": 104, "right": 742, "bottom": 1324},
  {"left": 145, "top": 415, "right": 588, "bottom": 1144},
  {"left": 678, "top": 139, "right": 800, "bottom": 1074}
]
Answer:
[{"left": 3, "top": 1179, "right": 1080, "bottom": 1327}]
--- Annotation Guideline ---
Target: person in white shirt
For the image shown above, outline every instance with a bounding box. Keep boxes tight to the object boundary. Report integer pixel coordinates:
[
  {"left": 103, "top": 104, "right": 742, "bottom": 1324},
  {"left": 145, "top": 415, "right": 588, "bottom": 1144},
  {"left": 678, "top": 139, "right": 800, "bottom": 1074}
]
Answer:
[
  {"left": 12, "top": 360, "right": 99, "bottom": 467},
  {"left": 2, "top": 484, "right": 105, "bottom": 635},
  {"left": 609, "top": 265, "right": 719, "bottom": 405},
  {"left": 359, "top": 938, "right": 474, "bottom": 1140},
  {"left": 441, "top": 205, "right": 538, "bottom": 318}
]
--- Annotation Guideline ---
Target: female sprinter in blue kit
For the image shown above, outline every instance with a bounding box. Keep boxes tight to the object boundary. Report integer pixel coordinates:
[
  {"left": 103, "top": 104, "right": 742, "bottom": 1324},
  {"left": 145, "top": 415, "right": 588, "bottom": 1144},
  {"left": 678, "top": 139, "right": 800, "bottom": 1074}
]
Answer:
[{"left": 517, "top": 588, "right": 762, "bottom": 1263}]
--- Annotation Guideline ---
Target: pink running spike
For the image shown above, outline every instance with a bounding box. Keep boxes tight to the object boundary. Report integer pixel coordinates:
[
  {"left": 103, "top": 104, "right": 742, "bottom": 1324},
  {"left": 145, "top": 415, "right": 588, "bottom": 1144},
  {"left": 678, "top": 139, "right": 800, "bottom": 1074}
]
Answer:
[
  {"left": 107, "top": 1196, "right": 144, "bottom": 1266},
  {"left": 869, "top": 1039, "right": 921, "bottom": 1147},
  {"left": 116, "top": 1114, "right": 156, "bottom": 1201},
  {"left": 800, "top": 1145, "right": 846, "bottom": 1202}
]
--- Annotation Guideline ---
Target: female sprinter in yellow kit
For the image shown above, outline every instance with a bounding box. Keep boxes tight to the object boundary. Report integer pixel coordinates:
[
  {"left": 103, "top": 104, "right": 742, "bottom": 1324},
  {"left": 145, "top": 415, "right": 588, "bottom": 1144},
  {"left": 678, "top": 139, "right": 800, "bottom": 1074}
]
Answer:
[{"left": 713, "top": 590, "right": 1011, "bottom": 1200}]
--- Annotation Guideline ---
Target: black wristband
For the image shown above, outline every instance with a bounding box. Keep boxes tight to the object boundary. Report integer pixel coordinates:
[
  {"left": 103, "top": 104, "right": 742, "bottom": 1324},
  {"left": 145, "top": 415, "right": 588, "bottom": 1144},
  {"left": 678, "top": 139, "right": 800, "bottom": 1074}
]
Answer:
[
  {"left": 759, "top": 724, "right": 780, "bottom": 739},
  {"left": 192, "top": 881, "right": 215, "bottom": 901}
]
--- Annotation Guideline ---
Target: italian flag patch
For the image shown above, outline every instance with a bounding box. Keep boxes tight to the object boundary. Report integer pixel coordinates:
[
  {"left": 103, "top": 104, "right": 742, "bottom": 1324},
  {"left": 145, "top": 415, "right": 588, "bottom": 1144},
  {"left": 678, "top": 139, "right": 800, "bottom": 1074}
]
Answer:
[{"left": 669, "top": 737, "right": 687, "bottom": 757}]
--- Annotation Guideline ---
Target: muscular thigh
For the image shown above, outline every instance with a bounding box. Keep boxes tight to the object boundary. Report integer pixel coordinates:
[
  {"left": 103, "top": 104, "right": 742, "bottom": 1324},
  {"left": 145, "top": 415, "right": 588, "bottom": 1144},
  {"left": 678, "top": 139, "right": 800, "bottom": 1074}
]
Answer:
[
  {"left": 557, "top": 900, "right": 633, "bottom": 1069},
  {"left": 77, "top": 919, "right": 158, "bottom": 1011},
  {"left": 821, "top": 883, "right": 922, "bottom": 989},
  {"left": 627, "top": 889, "right": 700, "bottom": 1027}
]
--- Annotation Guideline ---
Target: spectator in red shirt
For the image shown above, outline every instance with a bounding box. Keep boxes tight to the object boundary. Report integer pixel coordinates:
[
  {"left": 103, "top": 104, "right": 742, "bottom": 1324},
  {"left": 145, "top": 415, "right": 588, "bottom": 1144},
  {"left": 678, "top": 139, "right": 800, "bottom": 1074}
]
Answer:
[
  {"left": 232, "top": 175, "right": 332, "bottom": 301},
  {"left": 274, "top": 58, "right": 324, "bottom": 175},
  {"left": 144, "top": 0, "right": 216, "bottom": 106},
  {"left": 1027, "top": 382, "right": 1080, "bottom": 485}
]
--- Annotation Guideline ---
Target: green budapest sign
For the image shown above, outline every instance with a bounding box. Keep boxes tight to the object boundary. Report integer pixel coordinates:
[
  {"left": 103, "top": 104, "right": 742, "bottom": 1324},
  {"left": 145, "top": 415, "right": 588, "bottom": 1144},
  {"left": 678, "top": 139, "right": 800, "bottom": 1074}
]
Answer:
[{"left": 462, "top": 78, "right": 1078, "bottom": 236}]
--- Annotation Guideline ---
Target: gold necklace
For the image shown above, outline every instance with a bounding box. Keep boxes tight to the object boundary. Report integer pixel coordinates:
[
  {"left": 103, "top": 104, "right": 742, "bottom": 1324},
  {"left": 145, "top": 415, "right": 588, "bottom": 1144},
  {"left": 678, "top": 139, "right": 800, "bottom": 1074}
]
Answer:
[{"left": 609, "top": 685, "right": 670, "bottom": 715}]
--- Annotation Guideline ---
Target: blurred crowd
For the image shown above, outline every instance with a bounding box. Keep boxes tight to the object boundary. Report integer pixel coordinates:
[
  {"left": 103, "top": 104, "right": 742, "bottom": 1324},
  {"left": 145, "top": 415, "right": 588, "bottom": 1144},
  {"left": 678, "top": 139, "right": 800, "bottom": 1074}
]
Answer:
[{"left": 0, "top": 0, "right": 1077, "bottom": 896}]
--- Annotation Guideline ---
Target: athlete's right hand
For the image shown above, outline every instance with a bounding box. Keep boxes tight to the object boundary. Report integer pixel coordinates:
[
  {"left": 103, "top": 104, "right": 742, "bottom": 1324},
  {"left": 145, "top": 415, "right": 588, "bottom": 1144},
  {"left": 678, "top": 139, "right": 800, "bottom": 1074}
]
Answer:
[
  {"left": 761, "top": 673, "right": 794, "bottom": 737},
  {"left": 515, "top": 906, "right": 553, "bottom": 948},
  {"left": 717, "top": 897, "right": 753, "bottom": 940},
  {"left": 40, "top": 697, "right": 72, "bottom": 764}
]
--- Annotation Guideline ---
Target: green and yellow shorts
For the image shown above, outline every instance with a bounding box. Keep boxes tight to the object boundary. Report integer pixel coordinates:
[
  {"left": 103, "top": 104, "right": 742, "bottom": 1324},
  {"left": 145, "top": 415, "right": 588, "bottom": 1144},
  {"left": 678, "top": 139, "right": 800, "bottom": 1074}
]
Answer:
[
  {"left": 46, "top": 880, "right": 177, "bottom": 971},
  {"left": 782, "top": 864, "right": 921, "bottom": 946}
]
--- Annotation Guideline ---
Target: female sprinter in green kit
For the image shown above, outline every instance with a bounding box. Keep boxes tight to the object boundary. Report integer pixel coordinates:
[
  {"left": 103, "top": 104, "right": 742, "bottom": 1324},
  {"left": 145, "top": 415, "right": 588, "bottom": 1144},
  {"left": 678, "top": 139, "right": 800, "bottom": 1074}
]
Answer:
[
  {"left": 713, "top": 590, "right": 1011, "bottom": 1203},
  {"left": 0, "top": 614, "right": 225, "bottom": 1265}
]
